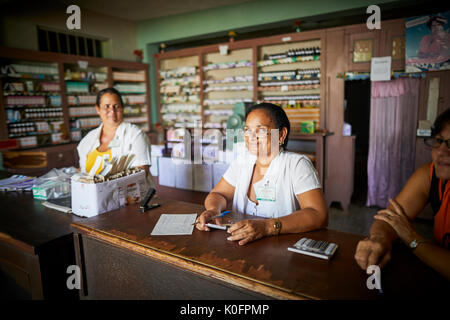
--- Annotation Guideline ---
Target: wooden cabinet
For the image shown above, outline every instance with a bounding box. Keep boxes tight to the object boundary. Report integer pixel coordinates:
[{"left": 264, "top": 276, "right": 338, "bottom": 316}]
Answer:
[
  {"left": 46, "top": 143, "right": 79, "bottom": 168},
  {"left": 323, "top": 19, "right": 406, "bottom": 210},
  {"left": 0, "top": 46, "right": 152, "bottom": 173},
  {"left": 2, "top": 142, "right": 79, "bottom": 176},
  {"left": 0, "top": 47, "right": 151, "bottom": 144},
  {"left": 156, "top": 30, "right": 327, "bottom": 131},
  {"left": 0, "top": 192, "right": 81, "bottom": 299},
  {"left": 346, "top": 27, "right": 381, "bottom": 72},
  {"left": 345, "top": 19, "right": 405, "bottom": 72},
  {"left": 380, "top": 19, "right": 406, "bottom": 71}
]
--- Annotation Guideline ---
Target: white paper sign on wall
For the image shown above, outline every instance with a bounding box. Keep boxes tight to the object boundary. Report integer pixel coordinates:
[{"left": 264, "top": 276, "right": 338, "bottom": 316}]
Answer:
[
  {"left": 219, "top": 45, "right": 229, "bottom": 55},
  {"left": 370, "top": 56, "right": 391, "bottom": 81}
]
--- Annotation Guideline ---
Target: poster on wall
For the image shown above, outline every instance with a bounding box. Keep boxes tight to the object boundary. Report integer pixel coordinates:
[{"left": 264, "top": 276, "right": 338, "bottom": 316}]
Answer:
[{"left": 405, "top": 11, "right": 450, "bottom": 72}]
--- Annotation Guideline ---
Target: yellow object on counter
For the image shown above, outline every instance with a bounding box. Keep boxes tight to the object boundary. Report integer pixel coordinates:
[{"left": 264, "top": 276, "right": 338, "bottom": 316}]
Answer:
[{"left": 86, "top": 148, "right": 112, "bottom": 175}]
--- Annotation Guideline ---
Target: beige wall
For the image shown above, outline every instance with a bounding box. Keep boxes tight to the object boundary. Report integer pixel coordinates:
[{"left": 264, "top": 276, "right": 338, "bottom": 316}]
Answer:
[{"left": 0, "top": 8, "right": 137, "bottom": 61}]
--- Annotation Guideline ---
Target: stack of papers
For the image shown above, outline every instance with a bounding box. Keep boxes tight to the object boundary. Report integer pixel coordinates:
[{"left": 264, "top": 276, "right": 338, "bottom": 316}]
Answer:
[{"left": 0, "top": 175, "right": 36, "bottom": 191}]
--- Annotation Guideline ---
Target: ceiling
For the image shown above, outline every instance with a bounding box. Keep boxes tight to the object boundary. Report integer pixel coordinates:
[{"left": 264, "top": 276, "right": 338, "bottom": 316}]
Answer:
[{"left": 0, "top": 0, "right": 259, "bottom": 21}]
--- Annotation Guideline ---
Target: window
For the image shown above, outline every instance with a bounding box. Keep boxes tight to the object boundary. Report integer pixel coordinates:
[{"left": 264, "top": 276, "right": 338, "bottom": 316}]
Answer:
[{"left": 37, "top": 27, "right": 105, "bottom": 58}]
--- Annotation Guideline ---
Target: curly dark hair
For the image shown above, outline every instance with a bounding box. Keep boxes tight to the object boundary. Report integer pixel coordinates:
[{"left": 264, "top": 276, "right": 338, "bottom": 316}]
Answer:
[
  {"left": 245, "top": 102, "right": 291, "bottom": 149},
  {"left": 431, "top": 108, "right": 450, "bottom": 137}
]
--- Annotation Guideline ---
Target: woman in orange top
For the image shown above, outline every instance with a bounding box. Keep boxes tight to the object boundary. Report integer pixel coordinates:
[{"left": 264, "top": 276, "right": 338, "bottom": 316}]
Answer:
[{"left": 355, "top": 108, "right": 450, "bottom": 280}]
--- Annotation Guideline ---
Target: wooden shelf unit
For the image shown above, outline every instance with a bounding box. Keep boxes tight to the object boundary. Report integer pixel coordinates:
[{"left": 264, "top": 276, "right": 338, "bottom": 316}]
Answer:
[
  {"left": 112, "top": 67, "right": 151, "bottom": 132},
  {"left": 0, "top": 46, "right": 151, "bottom": 173},
  {"left": 155, "top": 29, "right": 328, "bottom": 131},
  {"left": 0, "top": 46, "right": 151, "bottom": 145}
]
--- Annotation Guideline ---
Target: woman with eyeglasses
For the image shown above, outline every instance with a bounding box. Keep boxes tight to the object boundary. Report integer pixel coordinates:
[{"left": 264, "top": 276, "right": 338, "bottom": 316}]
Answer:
[
  {"left": 195, "top": 103, "right": 328, "bottom": 245},
  {"left": 77, "top": 87, "right": 154, "bottom": 187},
  {"left": 355, "top": 108, "right": 450, "bottom": 280}
]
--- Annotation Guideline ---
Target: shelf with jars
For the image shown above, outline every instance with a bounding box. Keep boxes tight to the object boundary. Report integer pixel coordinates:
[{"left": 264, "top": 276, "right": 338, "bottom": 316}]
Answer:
[
  {"left": 63, "top": 63, "right": 107, "bottom": 141},
  {"left": 257, "top": 39, "right": 322, "bottom": 134},
  {"left": 159, "top": 56, "right": 202, "bottom": 129},
  {"left": 202, "top": 48, "right": 254, "bottom": 129},
  {"left": 0, "top": 58, "right": 69, "bottom": 148},
  {"left": 113, "top": 68, "right": 150, "bottom": 132}
]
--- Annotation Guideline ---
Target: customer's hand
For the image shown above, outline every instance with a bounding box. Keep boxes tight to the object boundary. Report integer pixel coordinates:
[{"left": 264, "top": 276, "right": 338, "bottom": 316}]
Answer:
[
  {"left": 354, "top": 235, "right": 392, "bottom": 270},
  {"left": 373, "top": 199, "right": 418, "bottom": 245},
  {"left": 226, "top": 219, "right": 269, "bottom": 245},
  {"left": 195, "top": 208, "right": 220, "bottom": 231}
]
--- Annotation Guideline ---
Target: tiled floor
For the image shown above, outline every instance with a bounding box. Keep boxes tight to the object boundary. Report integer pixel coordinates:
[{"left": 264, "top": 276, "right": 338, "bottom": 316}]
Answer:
[{"left": 328, "top": 203, "right": 435, "bottom": 239}]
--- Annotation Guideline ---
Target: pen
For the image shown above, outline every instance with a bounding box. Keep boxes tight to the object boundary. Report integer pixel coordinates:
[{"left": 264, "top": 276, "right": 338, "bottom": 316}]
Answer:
[
  {"left": 192, "top": 210, "right": 232, "bottom": 225},
  {"left": 211, "top": 210, "right": 231, "bottom": 219}
]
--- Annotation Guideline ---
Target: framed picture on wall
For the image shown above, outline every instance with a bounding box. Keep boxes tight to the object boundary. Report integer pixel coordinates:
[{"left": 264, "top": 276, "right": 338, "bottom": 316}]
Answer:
[{"left": 405, "top": 11, "right": 450, "bottom": 72}]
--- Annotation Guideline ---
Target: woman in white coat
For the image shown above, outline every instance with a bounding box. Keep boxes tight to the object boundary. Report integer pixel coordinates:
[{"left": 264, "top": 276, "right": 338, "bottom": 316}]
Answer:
[
  {"left": 77, "top": 87, "right": 154, "bottom": 187},
  {"left": 196, "top": 103, "right": 328, "bottom": 245}
]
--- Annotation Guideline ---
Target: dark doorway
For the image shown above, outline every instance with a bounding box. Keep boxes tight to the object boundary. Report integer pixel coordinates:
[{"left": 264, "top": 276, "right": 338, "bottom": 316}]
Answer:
[{"left": 344, "top": 79, "right": 371, "bottom": 206}]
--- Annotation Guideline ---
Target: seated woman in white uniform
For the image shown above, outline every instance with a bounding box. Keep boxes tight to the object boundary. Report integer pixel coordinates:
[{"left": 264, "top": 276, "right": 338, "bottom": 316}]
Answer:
[
  {"left": 77, "top": 87, "right": 154, "bottom": 188},
  {"left": 196, "top": 103, "right": 328, "bottom": 245}
]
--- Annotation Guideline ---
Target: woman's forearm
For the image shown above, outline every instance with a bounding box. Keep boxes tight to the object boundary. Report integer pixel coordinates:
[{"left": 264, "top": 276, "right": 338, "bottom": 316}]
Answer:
[
  {"left": 369, "top": 219, "right": 398, "bottom": 243},
  {"left": 414, "top": 243, "right": 450, "bottom": 280},
  {"left": 278, "top": 207, "right": 327, "bottom": 234},
  {"left": 204, "top": 192, "right": 229, "bottom": 213}
]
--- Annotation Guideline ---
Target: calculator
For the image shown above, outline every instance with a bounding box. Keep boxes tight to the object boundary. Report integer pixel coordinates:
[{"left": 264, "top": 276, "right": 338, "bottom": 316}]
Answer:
[{"left": 288, "top": 237, "right": 338, "bottom": 260}]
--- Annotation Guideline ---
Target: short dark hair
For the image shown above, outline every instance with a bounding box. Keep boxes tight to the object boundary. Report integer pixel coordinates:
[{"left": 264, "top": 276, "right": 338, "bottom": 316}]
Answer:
[
  {"left": 431, "top": 108, "right": 450, "bottom": 137},
  {"left": 245, "top": 102, "right": 291, "bottom": 149},
  {"left": 96, "top": 87, "right": 124, "bottom": 107}
]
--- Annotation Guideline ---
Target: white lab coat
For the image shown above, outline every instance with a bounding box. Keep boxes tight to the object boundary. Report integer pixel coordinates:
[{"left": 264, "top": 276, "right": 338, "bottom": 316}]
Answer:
[
  {"left": 77, "top": 121, "right": 155, "bottom": 188},
  {"left": 223, "top": 151, "right": 321, "bottom": 218}
]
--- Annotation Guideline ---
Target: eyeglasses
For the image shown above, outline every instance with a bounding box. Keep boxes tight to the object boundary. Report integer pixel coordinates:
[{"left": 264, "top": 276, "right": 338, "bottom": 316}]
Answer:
[
  {"left": 243, "top": 127, "right": 273, "bottom": 138},
  {"left": 100, "top": 105, "right": 123, "bottom": 112},
  {"left": 424, "top": 137, "right": 450, "bottom": 149}
]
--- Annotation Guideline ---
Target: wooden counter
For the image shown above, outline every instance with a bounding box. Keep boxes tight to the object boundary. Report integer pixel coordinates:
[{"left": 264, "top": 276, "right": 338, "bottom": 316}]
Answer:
[
  {"left": 71, "top": 197, "right": 448, "bottom": 300},
  {"left": 0, "top": 192, "right": 83, "bottom": 299}
]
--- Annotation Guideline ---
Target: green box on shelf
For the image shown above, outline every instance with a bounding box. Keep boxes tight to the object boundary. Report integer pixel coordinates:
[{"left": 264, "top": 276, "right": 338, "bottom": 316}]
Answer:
[{"left": 300, "top": 121, "right": 315, "bottom": 133}]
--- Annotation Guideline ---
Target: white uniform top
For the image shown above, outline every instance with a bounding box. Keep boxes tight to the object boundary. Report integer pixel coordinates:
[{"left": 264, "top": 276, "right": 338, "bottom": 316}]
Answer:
[
  {"left": 223, "top": 150, "right": 321, "bottom": 218},
  {"left": 77, "top": 121, "right": 154, "bottom": 188}
]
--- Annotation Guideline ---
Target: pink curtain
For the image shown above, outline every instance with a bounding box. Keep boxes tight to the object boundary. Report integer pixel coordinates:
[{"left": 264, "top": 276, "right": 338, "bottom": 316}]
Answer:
[{"left": 366, "top": 78, "right": 420, "bottom": 208}]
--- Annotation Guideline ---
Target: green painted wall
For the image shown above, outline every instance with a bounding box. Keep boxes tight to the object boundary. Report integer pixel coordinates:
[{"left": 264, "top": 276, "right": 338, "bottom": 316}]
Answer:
[
  {"left": 137, "top": 0, "right": 399, "bottom": 53},
  {"left": 146, "top": 44, "right": 160, "bottom": 126},
  {"left": 137, "top": 0, "right": 401, "bottom": 125}
]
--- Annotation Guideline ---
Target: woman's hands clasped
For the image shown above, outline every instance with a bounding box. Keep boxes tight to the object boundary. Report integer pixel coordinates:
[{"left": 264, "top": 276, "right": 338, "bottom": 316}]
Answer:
[
  {"left": 195, "top": 209, "right": 271, "bottom": 245},
  {"left": 355, "top": 198, "right": 420, "bottom": 270},
  {"left": 373, "top": 198, "right": 420, "bottom": 245}
]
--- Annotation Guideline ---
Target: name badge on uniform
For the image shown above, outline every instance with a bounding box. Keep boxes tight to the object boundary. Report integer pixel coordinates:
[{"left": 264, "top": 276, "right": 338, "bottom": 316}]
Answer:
[
  {"left": 255, "top": 180, "right": 276, "bottom": 202},
  {"left": 108, "top": 139, "right": 120, "bottom": 148}
]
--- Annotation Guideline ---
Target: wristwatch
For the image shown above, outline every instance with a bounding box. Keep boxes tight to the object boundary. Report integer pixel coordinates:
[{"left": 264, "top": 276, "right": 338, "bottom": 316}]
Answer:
[
  {"left": 409, "top": 239, "right": 429, "bottom": 250},
  {"left": 273, "top": 218, "right": 282, "bottom": 236}
]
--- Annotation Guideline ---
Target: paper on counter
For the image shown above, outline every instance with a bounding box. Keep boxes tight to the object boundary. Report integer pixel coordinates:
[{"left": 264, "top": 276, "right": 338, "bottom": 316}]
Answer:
[{"left": 151, "top": 213, "right": 197, "bottom": 236}]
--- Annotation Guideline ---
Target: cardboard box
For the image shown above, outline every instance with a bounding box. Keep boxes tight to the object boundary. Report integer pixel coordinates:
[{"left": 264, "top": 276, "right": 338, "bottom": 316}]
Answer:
[{"left": 71, "top": 170, "right": 146, "bottom": 217}]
